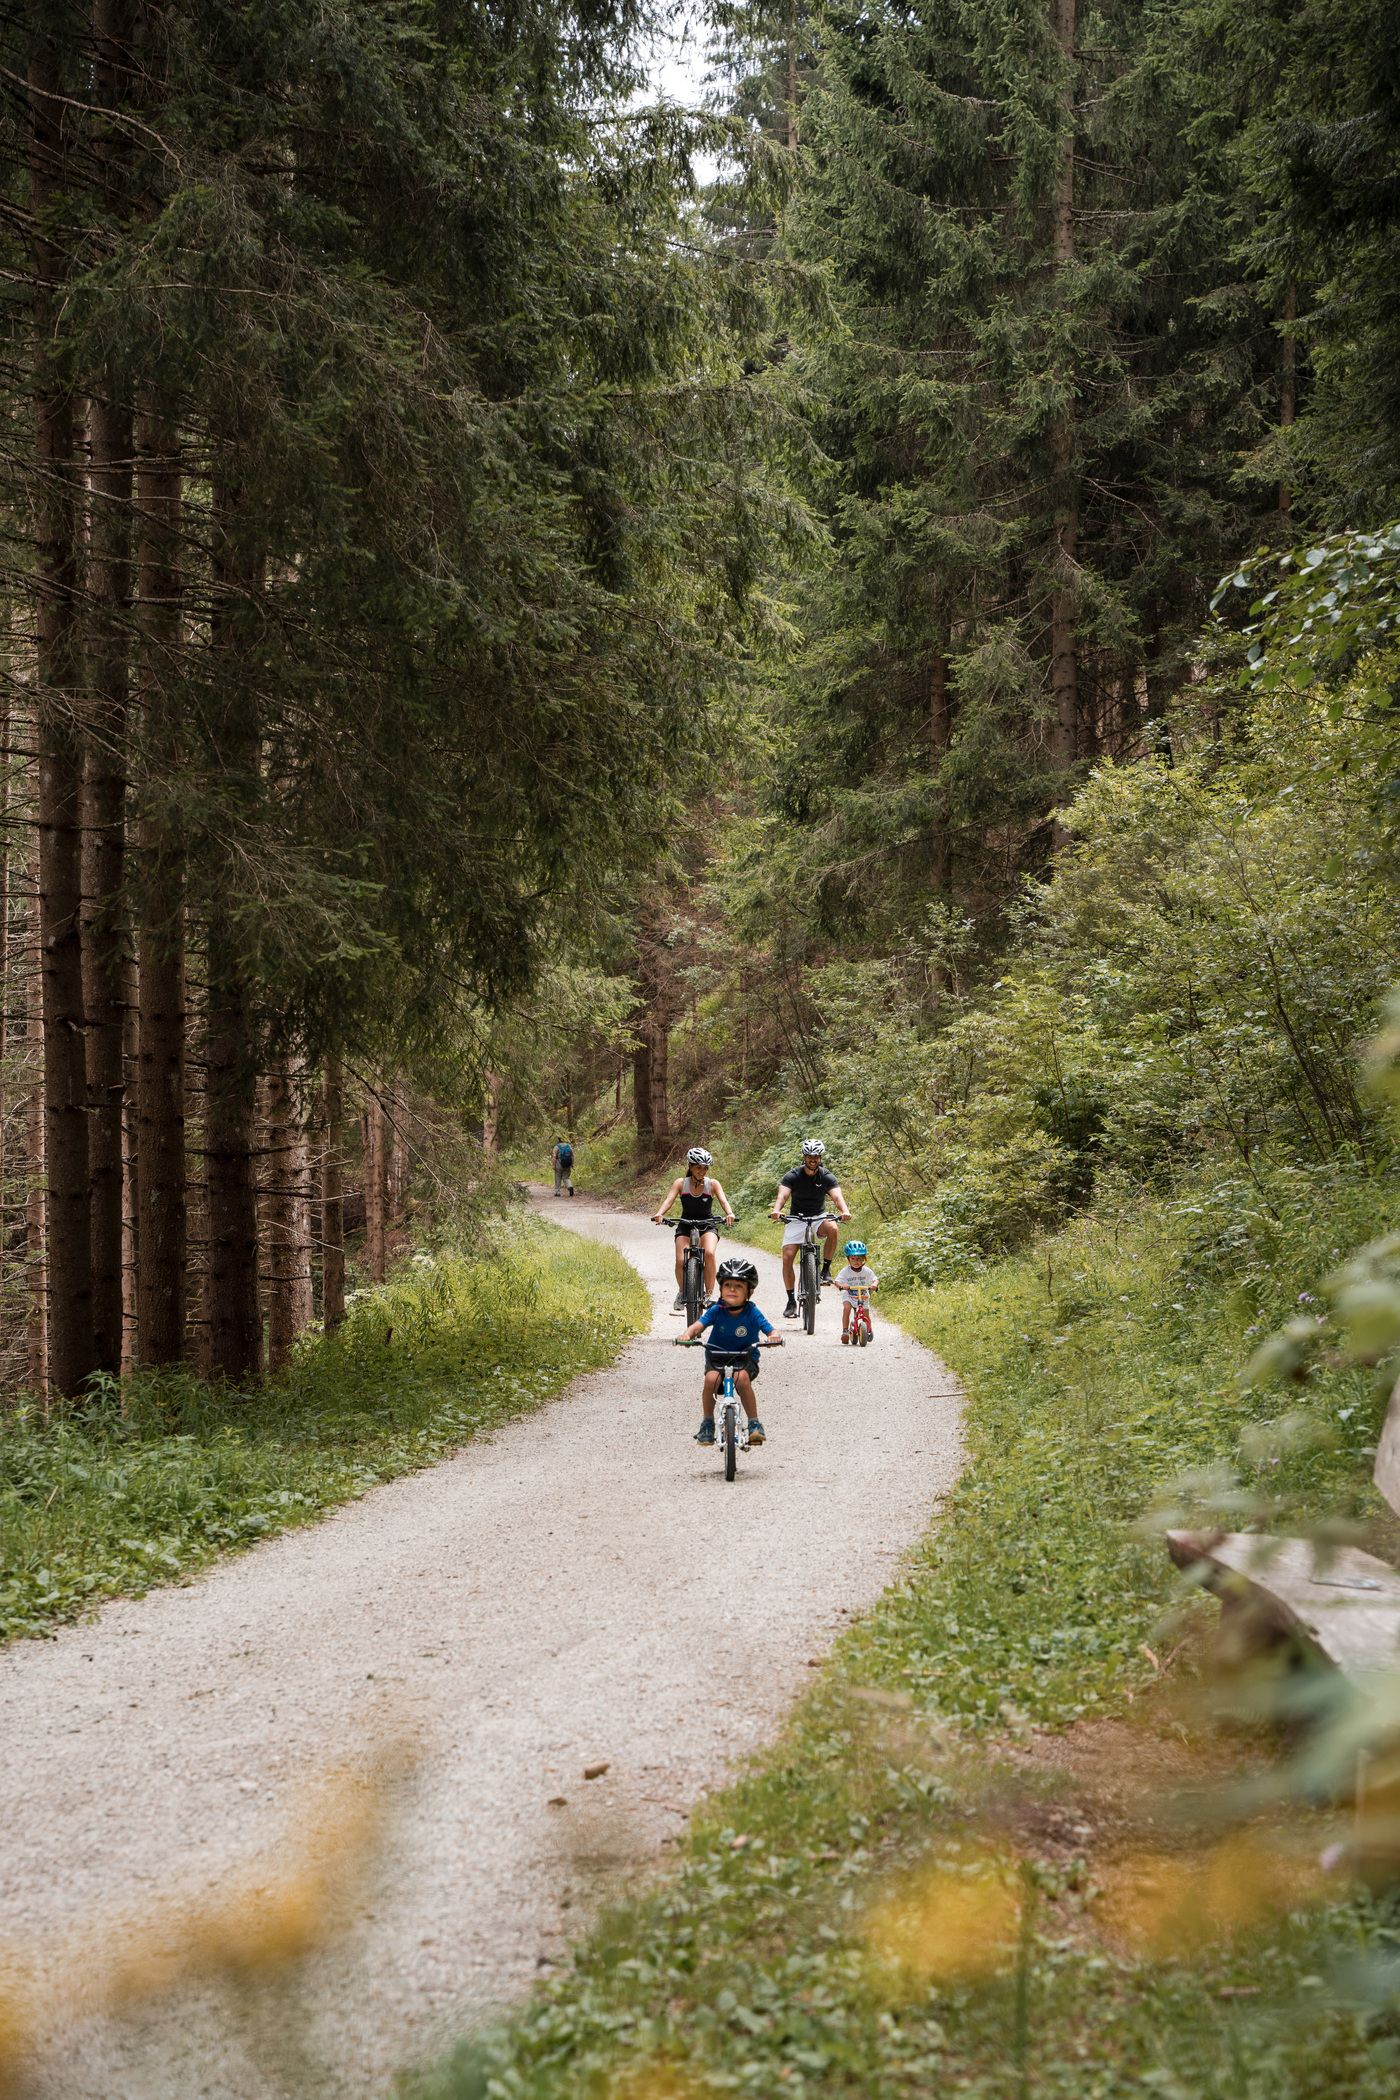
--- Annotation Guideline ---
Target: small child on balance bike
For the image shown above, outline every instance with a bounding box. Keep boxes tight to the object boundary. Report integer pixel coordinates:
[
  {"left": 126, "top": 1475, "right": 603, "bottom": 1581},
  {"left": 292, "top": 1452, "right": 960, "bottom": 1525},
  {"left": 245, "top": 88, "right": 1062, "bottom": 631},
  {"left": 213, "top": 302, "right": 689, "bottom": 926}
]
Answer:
[
  {"left": 677, "top": 1256, "right": 775, "bottom": 1445},
  {"left": 836, "top": 1241, "right": 879, "bottom": 1343}
]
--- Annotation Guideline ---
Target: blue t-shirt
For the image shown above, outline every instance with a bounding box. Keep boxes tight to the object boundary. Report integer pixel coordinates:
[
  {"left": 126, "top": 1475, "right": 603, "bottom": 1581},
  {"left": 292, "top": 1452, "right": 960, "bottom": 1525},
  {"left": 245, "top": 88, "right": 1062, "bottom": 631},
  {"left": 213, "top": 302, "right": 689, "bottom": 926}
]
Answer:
[{"left": 700, "top": 1300, "right": 774, "bottom": 1360}]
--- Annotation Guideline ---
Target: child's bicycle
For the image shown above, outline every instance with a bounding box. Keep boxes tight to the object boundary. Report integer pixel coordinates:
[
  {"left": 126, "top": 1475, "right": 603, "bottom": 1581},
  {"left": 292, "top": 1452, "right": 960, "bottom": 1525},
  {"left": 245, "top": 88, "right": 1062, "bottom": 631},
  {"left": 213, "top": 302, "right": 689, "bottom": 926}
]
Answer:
[
  {"left": 657, "top": 1215, "right": 715, "bottom": 1326},
  {"left": 796, "top": 1212, "right": 851, "bottom": 1336},
  {"left": 677, "top": 1337, "right": 784, "bottom": 1481},
  {"left": 846, "top": 1285, "right": 874, "bottom": 1347}
]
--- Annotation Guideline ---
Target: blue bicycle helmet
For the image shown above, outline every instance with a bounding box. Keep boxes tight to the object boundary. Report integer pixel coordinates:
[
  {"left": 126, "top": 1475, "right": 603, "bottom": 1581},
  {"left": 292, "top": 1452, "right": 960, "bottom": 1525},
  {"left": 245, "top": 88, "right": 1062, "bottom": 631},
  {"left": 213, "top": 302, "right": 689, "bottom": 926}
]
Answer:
[{"left": 843, "top": 1241, "right": 867, "bottom": 1258}]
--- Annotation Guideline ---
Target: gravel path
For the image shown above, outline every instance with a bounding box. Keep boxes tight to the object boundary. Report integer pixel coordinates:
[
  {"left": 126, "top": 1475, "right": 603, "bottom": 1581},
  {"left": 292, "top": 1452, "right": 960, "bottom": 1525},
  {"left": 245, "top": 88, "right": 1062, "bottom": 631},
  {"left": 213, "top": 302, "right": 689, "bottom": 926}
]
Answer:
[{"left": 0, "top": 1195, "right": 962, "bottom": 2098}]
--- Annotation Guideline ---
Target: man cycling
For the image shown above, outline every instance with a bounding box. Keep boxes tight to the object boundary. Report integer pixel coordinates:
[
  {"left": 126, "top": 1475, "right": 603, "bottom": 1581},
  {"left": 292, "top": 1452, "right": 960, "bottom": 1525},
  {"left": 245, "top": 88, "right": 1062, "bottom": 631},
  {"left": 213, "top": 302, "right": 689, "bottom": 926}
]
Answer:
[
  {"left": 653, "top": 1148, "right": 736, "bottom": 1310},
  {"left": 769, "top": 1138, "right": 852, "bottom": 1320}
]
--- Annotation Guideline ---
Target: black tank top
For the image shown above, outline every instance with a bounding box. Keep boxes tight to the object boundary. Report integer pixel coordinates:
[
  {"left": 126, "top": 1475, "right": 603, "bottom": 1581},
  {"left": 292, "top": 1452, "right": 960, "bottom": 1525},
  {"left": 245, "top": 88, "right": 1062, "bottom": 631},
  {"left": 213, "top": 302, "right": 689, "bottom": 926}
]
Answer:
[{"left": 679, "top": 1175, "right": 715, "bottom": 1221}]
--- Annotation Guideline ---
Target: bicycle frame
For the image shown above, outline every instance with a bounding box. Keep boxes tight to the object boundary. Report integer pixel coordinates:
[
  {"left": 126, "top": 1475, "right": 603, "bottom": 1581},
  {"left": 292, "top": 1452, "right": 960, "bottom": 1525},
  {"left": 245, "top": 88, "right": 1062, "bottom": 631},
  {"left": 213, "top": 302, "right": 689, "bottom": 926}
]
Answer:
[
  {"left": 795, "top": 1211, "right": 846, "bottom": 1335},
  {"left": 678, "top": 1336, "right": 783, "bottom": 1478},
  {"left": 659, "top": 1211, "right": 720, "bottom": 1323}
]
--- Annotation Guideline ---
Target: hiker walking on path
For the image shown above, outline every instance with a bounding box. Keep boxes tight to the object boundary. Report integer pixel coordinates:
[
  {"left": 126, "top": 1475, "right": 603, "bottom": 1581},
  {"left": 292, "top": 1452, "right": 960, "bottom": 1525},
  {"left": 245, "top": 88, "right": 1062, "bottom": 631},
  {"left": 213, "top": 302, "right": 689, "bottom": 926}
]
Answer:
[{"left": 552, "top": 1137, "right": 575, "bottom": 1196}]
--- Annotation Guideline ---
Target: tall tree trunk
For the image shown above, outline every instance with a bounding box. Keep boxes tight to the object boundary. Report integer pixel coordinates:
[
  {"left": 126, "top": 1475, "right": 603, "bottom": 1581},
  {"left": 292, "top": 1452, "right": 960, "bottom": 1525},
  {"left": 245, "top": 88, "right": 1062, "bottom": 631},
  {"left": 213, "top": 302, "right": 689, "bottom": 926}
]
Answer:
[
  {"left": 650, "top": 1013, "right": 670, "bottom": 1159},
  {"left": 1279, "top": 282, "right": 1296, "bottom": 516},
  {"left": 134, "top": 407, "right": 186, "bottom": 1364},
  {"left": 204, "top": 919, "right": 261, "bottom": 1381},
  {"left": 201, "top": 482, "right": 265, "bottom": 1376},
  {"left": 31, "top": 30, "right": 95, "bottom": 1398},
  {"left": 265, "top": 1059, "right": 311, "bottom": 1371},
  {"left": 631, "top": 1038, "right": 652, "bottom": 1149},
  {"left": 388, "top": 1076, "right": 406, "bottom": 1221},
  {"left": 481, "top": 1070, "right": 502, "bottom": 1156},
  {"left": 84, "top": 388, "right": 132, "bottom": 1377},
  {"left": 320, "top": 1055, "right": 345, "bottom": 1331},
  {"left": 930, "top": 647, "right": 952, "bottom": 892},
  {"left": 1048, "top": 0, "right": 1078, "bottom": 774},
  {"left": 25, "top": 822, "right": 46, "bottom": 1396},
  {"left": 84, "top": 0, "right": 137, "bottom": 1378},
  {"left": 364, "top": 1087, "right": 386, "bottom": 1282},
  {"left": 120, "top": 938, "right": 138, "bottom": 1372},
  {"left": 0, "top": 692, "right": 9, "bottom": 1291}
]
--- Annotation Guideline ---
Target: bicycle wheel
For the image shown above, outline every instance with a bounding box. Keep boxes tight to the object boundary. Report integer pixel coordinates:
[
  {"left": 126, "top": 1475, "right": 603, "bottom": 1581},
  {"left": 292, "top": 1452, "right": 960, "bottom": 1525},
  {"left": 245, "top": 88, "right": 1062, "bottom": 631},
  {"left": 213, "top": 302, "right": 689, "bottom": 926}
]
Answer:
[
  {"left": 685, "top": 1247, "right": 703, "bottom": 1326},
  {"left": 801, "top": 1248, "right": 818, "bottom": 1334},
  {"left": 723, "top": 1402, "right": 737, "bottom": 1480}
]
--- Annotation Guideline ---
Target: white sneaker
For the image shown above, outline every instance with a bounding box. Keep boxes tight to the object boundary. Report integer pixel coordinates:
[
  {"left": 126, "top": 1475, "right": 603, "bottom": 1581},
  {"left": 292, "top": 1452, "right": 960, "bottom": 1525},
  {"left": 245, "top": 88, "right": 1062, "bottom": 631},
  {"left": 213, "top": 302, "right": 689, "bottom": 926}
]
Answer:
[{"left": 673, "top": 1290, "right": 685, "bottom": 1314}]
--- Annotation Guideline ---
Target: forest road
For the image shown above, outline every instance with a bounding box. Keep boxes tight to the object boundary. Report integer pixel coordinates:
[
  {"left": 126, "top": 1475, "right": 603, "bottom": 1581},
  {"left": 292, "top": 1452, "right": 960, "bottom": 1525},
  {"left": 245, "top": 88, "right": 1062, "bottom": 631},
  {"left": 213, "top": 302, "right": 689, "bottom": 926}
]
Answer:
[{"left": 0, "top": 1193, "right": 962, "bottom": 2100}]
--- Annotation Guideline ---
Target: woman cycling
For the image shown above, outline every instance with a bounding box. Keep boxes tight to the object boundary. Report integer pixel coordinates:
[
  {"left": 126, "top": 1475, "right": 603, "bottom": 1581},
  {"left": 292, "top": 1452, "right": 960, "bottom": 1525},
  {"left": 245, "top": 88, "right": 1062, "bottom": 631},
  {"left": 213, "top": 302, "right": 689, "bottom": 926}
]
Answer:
[{"left": 653, "top": 1147, "right": 736, "bottom": 1311}]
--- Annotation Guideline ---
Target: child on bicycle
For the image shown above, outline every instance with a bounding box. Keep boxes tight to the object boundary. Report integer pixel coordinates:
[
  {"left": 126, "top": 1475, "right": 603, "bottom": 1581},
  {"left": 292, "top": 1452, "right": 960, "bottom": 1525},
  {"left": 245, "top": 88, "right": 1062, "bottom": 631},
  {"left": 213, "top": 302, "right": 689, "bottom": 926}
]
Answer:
[
  {"left": 678, "top": 1256, "right": 773, "bottom": 1446},
  {"left": 836, "top": 1241, "right": 879, "bottom": 1344}
]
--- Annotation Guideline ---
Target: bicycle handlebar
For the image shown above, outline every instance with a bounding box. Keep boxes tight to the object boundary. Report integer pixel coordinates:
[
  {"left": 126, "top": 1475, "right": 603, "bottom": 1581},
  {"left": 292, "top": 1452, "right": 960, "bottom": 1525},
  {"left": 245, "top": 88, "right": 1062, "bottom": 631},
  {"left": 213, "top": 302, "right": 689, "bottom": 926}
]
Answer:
[{"left": 674, "top": 1336, "right": 785, "bottom": 1349}]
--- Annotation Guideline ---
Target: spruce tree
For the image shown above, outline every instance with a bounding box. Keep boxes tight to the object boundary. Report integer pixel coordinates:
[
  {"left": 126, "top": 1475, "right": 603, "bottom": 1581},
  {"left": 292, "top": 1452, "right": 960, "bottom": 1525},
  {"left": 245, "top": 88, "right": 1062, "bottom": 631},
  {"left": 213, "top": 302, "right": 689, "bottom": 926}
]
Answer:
[{"left": 756, "top": 0, "right": 1284, "bottom": 936}]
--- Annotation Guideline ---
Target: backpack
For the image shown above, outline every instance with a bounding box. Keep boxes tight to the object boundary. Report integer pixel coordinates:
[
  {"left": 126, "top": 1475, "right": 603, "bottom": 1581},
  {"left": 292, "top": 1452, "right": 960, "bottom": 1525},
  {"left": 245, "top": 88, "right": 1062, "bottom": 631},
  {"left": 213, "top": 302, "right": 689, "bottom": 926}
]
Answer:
[{"left": 559, "top": 1142, "right": 573, "bottom": 1167}]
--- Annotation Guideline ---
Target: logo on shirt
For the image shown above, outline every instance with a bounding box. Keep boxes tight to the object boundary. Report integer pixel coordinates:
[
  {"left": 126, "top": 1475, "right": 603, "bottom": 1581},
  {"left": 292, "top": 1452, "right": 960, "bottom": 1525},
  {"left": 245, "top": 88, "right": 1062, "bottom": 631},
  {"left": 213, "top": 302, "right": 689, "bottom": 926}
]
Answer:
[{"left": 735, "top": 1324, "right": 748, "bottom": 1337}]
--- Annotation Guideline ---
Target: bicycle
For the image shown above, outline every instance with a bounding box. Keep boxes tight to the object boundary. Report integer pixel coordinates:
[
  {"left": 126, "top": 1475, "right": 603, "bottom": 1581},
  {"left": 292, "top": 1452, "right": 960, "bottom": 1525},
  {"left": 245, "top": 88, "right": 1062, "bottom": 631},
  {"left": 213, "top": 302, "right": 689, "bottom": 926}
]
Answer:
[
  {"left": 846, "top": 1284, "right": 874, "bottom": 1348},
  {"left": 795, "top": 1212, "right": 850, "bottom": 1337},
  {"left": 656, "top": 1214, "right": 723, "bottom": 1326},
  {"left": 677, "top": 1337, "right": 784, "bottom": 1481}
]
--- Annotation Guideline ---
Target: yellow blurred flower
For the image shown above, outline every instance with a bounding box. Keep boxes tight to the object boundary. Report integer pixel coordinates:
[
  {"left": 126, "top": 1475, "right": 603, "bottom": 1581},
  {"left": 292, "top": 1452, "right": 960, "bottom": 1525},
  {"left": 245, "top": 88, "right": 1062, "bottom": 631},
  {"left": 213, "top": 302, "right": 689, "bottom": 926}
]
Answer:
[
  {"left": 1098, "top": 1831, "right": 1329, "bottom": 1956},
  {"left": 863, "top": 1856, "right": 1022, "bottom": 1986}
]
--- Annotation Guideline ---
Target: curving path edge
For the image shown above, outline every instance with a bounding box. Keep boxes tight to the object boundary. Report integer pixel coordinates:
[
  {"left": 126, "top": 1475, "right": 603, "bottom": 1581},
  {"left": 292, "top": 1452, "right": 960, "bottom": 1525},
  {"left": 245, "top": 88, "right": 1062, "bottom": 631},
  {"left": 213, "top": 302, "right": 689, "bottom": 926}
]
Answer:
[{"left": 0, "top": 1193, "right": 962, "bottom": 2099}]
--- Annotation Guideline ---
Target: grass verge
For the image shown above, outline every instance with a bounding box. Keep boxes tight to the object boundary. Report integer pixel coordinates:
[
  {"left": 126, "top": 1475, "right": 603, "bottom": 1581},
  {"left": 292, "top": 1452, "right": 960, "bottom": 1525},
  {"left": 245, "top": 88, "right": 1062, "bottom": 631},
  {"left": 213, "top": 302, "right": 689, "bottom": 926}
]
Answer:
[
  {"left": 412, "top": 1158, "right": 1400, "bottom": 2100},
  {"left": 0, "top": 1212, "right": 648, "bottom": 1643}
]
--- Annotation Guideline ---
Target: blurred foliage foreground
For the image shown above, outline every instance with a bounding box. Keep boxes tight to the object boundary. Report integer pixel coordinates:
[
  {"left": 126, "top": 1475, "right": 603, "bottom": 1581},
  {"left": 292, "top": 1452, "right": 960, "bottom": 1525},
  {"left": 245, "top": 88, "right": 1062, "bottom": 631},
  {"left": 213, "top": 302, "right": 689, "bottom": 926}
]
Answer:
[
  {"left": 0, "top": 1214, "right": 648, "bottom": 1642},
  {"left": 416, "top": 1165, "right": 1400, "bottom": 2100}
]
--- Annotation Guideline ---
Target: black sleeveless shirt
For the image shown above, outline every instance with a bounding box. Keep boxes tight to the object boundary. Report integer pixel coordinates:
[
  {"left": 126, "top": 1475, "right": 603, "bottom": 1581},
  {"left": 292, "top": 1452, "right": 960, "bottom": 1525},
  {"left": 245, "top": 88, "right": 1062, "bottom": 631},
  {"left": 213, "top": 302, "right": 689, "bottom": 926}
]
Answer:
[{"left": 679, "top": 1175, "right": 716, "bottom": 1221}]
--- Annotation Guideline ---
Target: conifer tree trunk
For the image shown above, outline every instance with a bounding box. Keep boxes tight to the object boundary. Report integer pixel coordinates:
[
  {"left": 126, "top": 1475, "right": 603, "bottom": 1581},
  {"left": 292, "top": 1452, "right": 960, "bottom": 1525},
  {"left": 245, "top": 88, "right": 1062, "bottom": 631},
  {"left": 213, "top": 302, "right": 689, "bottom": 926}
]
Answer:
[
  {"left": 1048, "top": 0, "right": 1079, "bottom": 772},
  {"left": 84, "top": 0, "right": 137, "bottom": 1378},
  {"left": 31, "top": 30, "right": 95, "bottom": 1397},
  {"left": 930, "top": 648, "right": 952, "bottom": 891},
  {"left": 364, "top": 1088, "right": 386, "bottom": 1281},
  {"left": 134, "top": 407, "right": 186, "bottom": 1363},
  {"left": 121, "top": 940, "right": 137, "bottom": 1371},
  {"left": 25, "top": 837, "right": 46, "bottom": 1395},
  {"left": 320, "top": 1055, "right": 345, "bottom": 1331},
  {"left": 84, "top": 389, "right": 132, "bottom": 1376},
  {"left": 204, "top": 920, "right": 261, "bottom": 1380},
  {"left": 1279, "top": 283, "right": 1296, "bottom": 515},
  {"left": 388, "top": 1077, "right": 406, "bottom": 1221},
  {"left": 203, "top": 480, "right": 265, "bottom": 1380},
  {"left": 481, "top": 1070, "right": 502, "bottom": 1156},
  {"left": 631, "top": 1038, "right": 652, "bottom": 1151},
  {"left": 0, "top": 693, "right": 10, "bottom": 1264},
  {"left": 265, "top": 1060, "right": 311, "bottom": 1371},
  {"left": 650, "top": 1010, "right": 670, "bottom": 1157}
]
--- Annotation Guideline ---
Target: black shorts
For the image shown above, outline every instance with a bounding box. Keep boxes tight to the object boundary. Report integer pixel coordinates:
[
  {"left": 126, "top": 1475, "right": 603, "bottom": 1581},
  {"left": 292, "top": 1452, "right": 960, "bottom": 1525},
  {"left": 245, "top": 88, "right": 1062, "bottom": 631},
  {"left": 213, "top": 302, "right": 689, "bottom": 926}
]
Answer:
[
  {"left": 706, "top": 1352, "right": 759, "bottom": 1378},
  {"left": 675, "top": 1220, "right": 720, "bottom": 1240}
]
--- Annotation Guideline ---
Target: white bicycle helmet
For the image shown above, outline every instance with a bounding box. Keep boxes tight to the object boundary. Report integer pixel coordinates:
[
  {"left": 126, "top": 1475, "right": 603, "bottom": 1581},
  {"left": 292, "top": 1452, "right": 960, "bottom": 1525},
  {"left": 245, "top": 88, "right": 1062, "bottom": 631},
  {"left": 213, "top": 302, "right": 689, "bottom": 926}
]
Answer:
[
  {"left": 686, "top": 1146, "right": 713, "bottom": 1168},
  {"left": 800, "top": 1138, "right": 826, "bottom": 1158}
]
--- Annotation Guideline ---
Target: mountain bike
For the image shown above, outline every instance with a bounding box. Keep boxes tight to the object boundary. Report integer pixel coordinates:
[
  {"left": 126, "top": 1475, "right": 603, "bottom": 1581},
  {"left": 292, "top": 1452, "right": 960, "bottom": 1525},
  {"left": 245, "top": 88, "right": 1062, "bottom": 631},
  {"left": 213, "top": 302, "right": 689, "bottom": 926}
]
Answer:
[
  {"left": 678, "top": 1337, "right": 784, "bottom": 1481},
  {"left": 846, "top": 1284, "right": 874, "bottom": 1347},
  {"left": 657, "top": 1216, "right": 718, "bottom": 1325},
  {"left": 795, "top": 1212, "right": 849, "bottom": 1337}
]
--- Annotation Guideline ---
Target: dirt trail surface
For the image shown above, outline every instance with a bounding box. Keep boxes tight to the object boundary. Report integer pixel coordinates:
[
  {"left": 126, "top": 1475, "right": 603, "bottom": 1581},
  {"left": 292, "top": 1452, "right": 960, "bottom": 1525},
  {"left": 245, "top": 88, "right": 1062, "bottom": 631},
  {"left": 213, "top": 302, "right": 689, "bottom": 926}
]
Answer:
[{"left": 0, "top": 1194, "right": 962, "bottom": 2098}]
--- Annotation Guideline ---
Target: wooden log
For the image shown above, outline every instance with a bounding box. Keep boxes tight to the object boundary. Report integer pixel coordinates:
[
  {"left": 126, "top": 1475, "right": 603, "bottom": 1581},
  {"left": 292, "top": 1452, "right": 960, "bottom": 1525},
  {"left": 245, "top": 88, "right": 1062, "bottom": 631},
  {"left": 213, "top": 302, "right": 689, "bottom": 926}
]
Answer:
[{"left": 1167, "top": 1529, "right": 1400, "bottom": 1677}]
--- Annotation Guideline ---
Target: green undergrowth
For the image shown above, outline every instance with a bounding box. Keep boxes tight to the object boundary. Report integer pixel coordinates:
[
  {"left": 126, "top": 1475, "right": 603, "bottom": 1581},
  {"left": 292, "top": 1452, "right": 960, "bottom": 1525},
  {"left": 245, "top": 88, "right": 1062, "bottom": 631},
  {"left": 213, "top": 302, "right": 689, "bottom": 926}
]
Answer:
[
  {"left": 413, "top": 1156, "right": 1400, "bottom": 2100},
  {"left": 0, "top": 1213, "right": 647, "bottom": 1642}
]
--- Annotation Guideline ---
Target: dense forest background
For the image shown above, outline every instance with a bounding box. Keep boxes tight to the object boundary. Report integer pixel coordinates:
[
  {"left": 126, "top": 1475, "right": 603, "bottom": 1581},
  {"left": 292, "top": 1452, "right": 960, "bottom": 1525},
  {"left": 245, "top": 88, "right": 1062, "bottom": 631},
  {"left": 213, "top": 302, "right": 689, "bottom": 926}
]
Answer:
[{"left": 0, "top": 0, "right": 1396, "bottom": 1400}]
